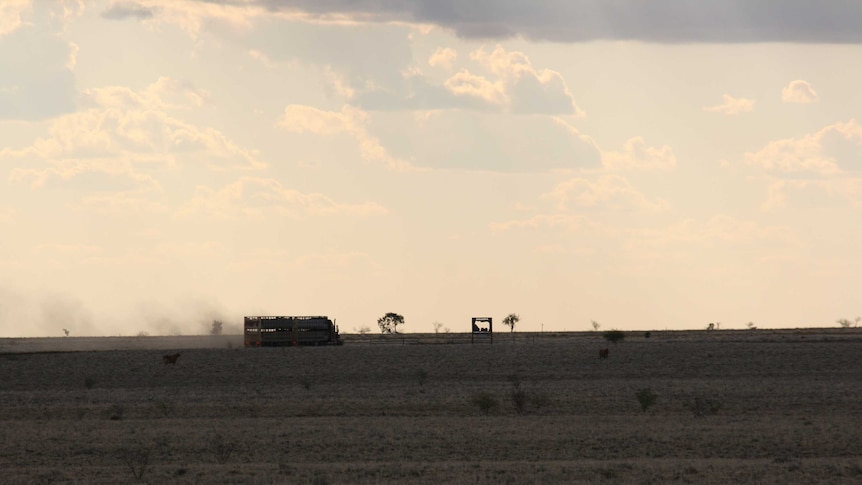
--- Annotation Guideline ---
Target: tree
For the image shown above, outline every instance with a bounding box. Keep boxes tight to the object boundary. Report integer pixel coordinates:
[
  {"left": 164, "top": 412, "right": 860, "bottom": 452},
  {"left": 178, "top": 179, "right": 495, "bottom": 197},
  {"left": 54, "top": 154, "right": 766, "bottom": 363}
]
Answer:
[
  {"left": 591, "top": 320, "right": 600, "bottom": 332},
  {"left": 837, "top": 317, "right": 860, "bottom": 328},
  {"left": 503, "top": 313, "right": 520, "bottom": 333},
  {"left": 432, "top": 321, "right": 444, "bottom": 334},
  {"left": 377, "top": 312, "right": 404, "bottom": 334},
  {"left": 210, "top": 320, "right": 223, "bottom": 336}
]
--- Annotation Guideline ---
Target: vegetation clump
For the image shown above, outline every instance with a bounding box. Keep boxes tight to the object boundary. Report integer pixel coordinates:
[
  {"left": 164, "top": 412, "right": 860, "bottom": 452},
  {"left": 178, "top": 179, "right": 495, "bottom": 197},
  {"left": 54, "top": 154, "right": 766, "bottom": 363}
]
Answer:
[
  {"left": 603, "top": 330, "right": 625, "bottom": 344},
  {"left": 470, "top": 391, "right": 498, "bottom": 415},
  {"left": 685, "top": 396, "right": 722, "bottom": 417},
  {"left": 635, "top": 388, "right": 658, "bottom": 413},
  {"left": 377, "top": 312, "right": 405, "bottom": 334}
]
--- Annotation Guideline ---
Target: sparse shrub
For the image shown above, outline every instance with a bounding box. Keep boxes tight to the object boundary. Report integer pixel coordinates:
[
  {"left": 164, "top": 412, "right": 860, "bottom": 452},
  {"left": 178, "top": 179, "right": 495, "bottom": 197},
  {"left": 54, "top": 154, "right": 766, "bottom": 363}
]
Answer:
[
  {"left": 210, "top": 319, "right": 223, "bottom": 335},
  {"left": 84, "top": 377, "right": 96, "bottom": 389},
  {"left": 471, "top": 391, "right": 498, "bottom": 415},
  {"left": 511, "top": 385, "right": 528, "bottom": 414},
  {"left": 136, "top": 331, "right": 149, "bottom": 337},
  {"left": 211, "top": 432, "right": 239, "bottom": 464},
  {"left": 154, "top": 400, "right": 175, "bottom": 417},
  {"left": 414, "top": 369, "right": 429, "bottom": 386},
  {"left": 299, "top": 377, "right": 312, "bottom": 390},
  {"left": 635, "top": 388, "right": 657, "bottom": 413},
  {"left": 108, "top": 404, "right": 125, "bottom": 421},
  {"left": 118, "top": 442, "right": 151, "bottom": 481},
  {"left": 684, "top": 396, "right": 722, "bottom": 417},
  {"left": 603, "top": 330, "right": 625, "bottom": 344},
  {"left": 837, "top": 317, "right": 860, "bottom": 328}
]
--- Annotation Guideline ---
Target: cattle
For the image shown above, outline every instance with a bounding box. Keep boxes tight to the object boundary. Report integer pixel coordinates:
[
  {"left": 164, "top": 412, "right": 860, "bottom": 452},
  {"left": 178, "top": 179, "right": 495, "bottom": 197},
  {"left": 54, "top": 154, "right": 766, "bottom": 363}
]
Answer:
[
  {"left": 598, "top": 348, "right": 609, "bottom": 359},
  {"left": 162, "top": 353, "right": 181, "bottom": 365}
]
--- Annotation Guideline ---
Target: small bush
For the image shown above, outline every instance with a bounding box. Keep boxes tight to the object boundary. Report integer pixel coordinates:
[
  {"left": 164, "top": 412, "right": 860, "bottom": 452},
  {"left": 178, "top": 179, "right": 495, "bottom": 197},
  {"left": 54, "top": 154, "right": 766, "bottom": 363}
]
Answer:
[
  {"left": 299, "top": 377, "right": 312, "bottom": 390},
  {"left": 635, "top": 388, "right": 658, "bottom": 413},
  {"left": 684, "top": 396, "right": 722, "bottom": 417},
  {"left": 108, "top": 404, "right": 125, "bottom": 421},
  {"left": 84, "top": 377, "right": 96, "bottom": 389},
  {"left": 471, "top": 392, "right": 498, "bottom": 415},
  {"left": 154, "top": 400, "right": 175, "bottom": 418},
  {"left": 118, "top": 442, "right": 151, "bottom": 481},
  {"left": 414, "top": 369, "right": 429, "bottom": 386},
  {"left": 603, "top": 330, "right": 625, "bottom": 344},
  {"left": 211, "top": 432, "right": 239, "bottom": 464}
]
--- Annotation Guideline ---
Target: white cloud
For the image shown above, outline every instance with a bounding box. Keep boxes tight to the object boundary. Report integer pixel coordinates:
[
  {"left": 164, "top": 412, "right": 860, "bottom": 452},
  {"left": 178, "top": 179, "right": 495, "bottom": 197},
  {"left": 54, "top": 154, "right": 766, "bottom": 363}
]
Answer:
[
  {"left": 704, "top": 94, "right": 755, "bottom": 115},
  {"left": 181, "top": 176, "right": 389, "bottom": 219},
  {"left": 762, "top": 178, "right": 862, "bottom": 211},
  {"left": 602, "top": 137, "right": 677, "bottom": 171},
  {"left": 277, "top": 104, "right": 413, "bottom": 171},
  {"left": 470, "top": 45, "right": 583, "bottom": 116},
  {"left": 428, "top": 47, "right": 456, "bottom": 69},
  {"left": 543, "top": 174, "right": 670, "bottom": 213},
  {"left": 2, "top": 78, "right": 262, "bottom": 191},
  {"left": 0, "top": 0, "right": 30, "bottom": 37},
  {"left": 443, "top": 70, "right": 506, "bottom": 106},
  {"left": 782, "top": 80, "right": 818, "bottom": 104},
  {"left": 745, "top": 119, "right": 862, "bottom": 175}
]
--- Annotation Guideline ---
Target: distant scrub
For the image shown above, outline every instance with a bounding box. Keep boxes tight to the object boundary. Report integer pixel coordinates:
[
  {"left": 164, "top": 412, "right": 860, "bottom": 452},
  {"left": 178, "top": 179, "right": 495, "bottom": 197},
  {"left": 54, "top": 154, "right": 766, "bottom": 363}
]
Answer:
[
  {"left": 470, "top": 392, "right": 498, "bottom": 415},
  {"left": 603, "top": 330, "right": 625, "bottom": 344},
  {"left": 635, "top": 388, "right": 657, "bottom": 413},
  {"left": 684, "top": 396, "right": 722, "bottom": 417}
]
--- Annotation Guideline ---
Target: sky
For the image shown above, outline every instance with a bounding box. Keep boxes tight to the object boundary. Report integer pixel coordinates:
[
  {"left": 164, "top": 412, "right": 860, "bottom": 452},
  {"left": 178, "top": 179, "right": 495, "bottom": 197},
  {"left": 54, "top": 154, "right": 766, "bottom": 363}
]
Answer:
[{"left": 1, "top": 0, "right": 861, "bottom": 337}]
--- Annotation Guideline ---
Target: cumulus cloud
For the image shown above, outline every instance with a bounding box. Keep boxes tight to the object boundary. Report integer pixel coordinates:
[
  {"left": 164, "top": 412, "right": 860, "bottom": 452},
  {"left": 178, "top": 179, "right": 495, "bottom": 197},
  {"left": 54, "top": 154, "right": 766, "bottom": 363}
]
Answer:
[
  {"left": 543, "top": 174, "right": 670, "bottom": 213},
  {"left": 2, "top": 77, "right": 262, "bottom": 194},
  {"left": 428, "top": 47, "right": 457, "bottom": 69},
  {"left": 0, "top": 0, "right": 31, "bottom": 37},
  {"left": 177, "top": 0, "right": 862, "bottom": 44},
  {"left": 277, "top": 104, "right": 413, "bottom": 170},
  {"left": 782, "top": 80, "right": 818, "bottom": 104},
  {"left": 360, "top": 45, "right": 581, "bottom": 115},
  {"left": 745, "top": 119, "right": 862, "bottom": 175},
  {"left": 704, "top": 94, "right": 755, "bottom": 115},
  {"left": 181, "top": 176, "right": 389, "bottom": 219},
  {"left": 602, "top": 137, "right": 677, "bottom": 171}
]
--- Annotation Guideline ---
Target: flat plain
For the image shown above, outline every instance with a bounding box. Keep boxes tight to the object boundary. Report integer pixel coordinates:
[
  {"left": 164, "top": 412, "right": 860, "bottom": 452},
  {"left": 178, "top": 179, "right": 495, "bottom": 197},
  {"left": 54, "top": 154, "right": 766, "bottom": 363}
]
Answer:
[{"left": 1, "top": 328, "right": 860, "bottom": 484}]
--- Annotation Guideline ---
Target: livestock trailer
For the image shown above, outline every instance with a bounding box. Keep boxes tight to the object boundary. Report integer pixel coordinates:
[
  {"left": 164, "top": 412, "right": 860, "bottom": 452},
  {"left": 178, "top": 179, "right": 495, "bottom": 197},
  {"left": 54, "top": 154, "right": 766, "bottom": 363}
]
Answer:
[{"left": 244, "top": 315, "right": 343, "bottom": 347}]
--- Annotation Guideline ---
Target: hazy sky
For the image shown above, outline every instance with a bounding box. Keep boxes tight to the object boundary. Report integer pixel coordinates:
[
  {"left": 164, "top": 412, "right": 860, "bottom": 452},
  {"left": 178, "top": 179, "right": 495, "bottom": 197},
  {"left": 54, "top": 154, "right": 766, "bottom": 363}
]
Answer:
[{"left": 1, "top": 1, "right": 861, "bottom": 336}]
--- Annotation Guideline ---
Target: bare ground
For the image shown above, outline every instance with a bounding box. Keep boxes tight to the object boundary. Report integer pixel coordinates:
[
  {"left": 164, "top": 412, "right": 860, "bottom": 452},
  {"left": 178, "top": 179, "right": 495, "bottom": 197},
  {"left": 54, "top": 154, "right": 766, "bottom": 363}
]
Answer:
[{"left": 1, "top": 329, "right": 860, "bottom": 484}]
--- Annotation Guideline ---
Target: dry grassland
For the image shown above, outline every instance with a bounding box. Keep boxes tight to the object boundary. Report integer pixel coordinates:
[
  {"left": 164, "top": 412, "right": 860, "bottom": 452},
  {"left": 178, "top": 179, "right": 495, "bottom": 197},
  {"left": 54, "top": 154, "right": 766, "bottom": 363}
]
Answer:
[{"left": 1, "top": 329, "right": 860, "bottom": 484}]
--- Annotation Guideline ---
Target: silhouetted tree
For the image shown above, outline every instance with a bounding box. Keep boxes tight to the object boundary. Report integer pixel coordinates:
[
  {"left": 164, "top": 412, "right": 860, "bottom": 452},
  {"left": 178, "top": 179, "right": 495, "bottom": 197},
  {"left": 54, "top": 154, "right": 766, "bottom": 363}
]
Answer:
[
  {"left": 591, "top": 320, "right": 600, "bottom": 331},
  {"left": 377, "top": 312, "right": 404, "bottom": 334},
  {"left": 503, "top": 313, "right": 519, "bottom": 333},
  {"left": 210, "top": 320, "right": 223, "bottom": 336}
]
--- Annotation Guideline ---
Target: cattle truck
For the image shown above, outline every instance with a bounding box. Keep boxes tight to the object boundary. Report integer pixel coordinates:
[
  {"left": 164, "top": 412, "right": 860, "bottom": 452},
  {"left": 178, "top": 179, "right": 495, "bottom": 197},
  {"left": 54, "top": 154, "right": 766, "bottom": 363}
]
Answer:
[{"left": 244, "top": 315, "right": 343, "bottom": 347}]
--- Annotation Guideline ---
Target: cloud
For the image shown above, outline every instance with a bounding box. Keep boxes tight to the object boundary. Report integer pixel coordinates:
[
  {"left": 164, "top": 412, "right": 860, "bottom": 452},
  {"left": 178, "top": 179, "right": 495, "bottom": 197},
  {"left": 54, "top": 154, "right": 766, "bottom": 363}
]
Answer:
[
  {"left": 277, "top": 104, "right": 413, "bottom": 170},
  {"left": 0, "top": 17, "right": 77, "bottom": 120},
  {"left": 543, "top": 174, "right": 670, "bottom": 213},
  {"left": 428, "top": 47, "right": 457, "bottom": 69},
  {"left": 602, "top": 137, "right": 677, "bottom": 171},
  {"left": 0, "top": 0, "right": 30, "bottom": 37},
  {"left": 744, "top": 119, "right": 862, "bottom": 175},
  {"left": 2, "top": 77, "right": 263, "bottom": 193},
  {"left": 187, "top": 0, "right": 862, "bottom": 44},
  {"left": 704, "top": 94, "right": 755, "bottom": 115},
  {"left": 359, "top": 45, "right": 581, "bottom": 115},
  {"left": 101, "top": 2, "right": 155, "bottom": 20},
  {"left": 782, "top": 80, "right": 818, "bottom": 104},
  {"left": 181, "top": 176, "right": 389, "bottom": 219}
]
